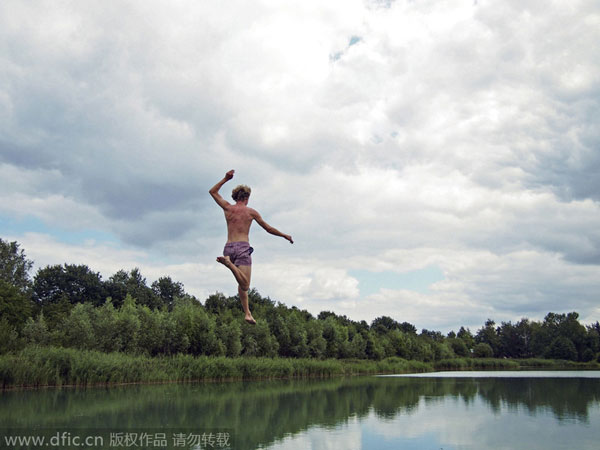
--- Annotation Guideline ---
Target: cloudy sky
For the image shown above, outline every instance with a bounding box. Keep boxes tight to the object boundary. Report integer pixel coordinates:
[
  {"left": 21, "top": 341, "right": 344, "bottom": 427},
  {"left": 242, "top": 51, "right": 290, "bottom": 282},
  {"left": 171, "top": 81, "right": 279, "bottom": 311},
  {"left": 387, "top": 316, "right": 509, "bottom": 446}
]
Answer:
[{"left": 1, "top": 0, "right": 599, "bottom": 333}]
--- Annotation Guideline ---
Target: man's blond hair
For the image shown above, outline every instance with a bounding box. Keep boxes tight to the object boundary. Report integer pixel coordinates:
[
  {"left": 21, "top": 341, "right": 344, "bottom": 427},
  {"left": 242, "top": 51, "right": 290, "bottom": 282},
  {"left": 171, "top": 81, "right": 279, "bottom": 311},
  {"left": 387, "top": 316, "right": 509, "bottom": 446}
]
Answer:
[{"left": 232, "top": 185, "right": 251, "bottom": 201}]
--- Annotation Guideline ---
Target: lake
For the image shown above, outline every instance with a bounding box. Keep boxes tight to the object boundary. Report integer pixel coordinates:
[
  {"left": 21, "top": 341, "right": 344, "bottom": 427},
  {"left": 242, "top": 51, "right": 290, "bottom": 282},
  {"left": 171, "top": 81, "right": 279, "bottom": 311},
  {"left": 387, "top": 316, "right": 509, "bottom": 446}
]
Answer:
[{"left": 1, "top": 371, "right": 599, "bottom": 449}]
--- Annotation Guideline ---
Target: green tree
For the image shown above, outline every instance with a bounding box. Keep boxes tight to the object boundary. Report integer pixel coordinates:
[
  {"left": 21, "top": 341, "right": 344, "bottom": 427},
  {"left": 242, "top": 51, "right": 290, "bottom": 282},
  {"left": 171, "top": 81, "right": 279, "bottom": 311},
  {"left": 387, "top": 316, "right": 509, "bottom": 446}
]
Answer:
[
  {"left": 371, "top": 316, "right": 401, "bottom": 334},
  {"left": 152, "top": 276, "right": 185, "bottom": 310},
  {"left": 33, "top": 264, "right": 106, "bottom": 306},
  {"left": 136, "top": 305, "right": 164, "bottom": 356},
  {"left": 124, "top": 268, "right": 163, "bottom": 309},
  {"left": 322, "top": 316, "right": 350, "bottom": 358},
  {"left": 386, "top": 329, "right": 410, "bottom": 359},
  {"left": 434, "top": 341, "right": 455, "bottom": 360},
  {"left": 475, "top": 319, "right": 500, "bottom": 357},
  {"left": 412, "top": 339, "right": 435, "bottom": 362},
  {"left": 581, "top": 348, "right": 595, "bottom": 362},
  {"left": 557, "top": 312, "right": 587, "bottom": 360},
  {"left": 0, "top": 239, "right": 33, "bottom": 292},
  {"left": 241, "top": 320, "right": 278, "bottom": 357},
  {"left": 473, "top": 342, "right": 494, "bottom": 358},
  {"left": 349, "top": 332, "right": 367, "bottom": 358},
  {"left": 172, "top": 301, "right": 222, "bottom": 356},
  {"left": 365, "top": 330, "right": 385, "bottom": 360},
  {"left": 0, "top": 279, "right": 32, "bottom": 330},
  {"left": 286, "top": 312, "right": 309, "bottom": 358},
  {"left": 204, "top": 292, "right": 229, "bottom": 314},
  {"left": 115, "top": 295, "right": 141, "bottom": 354},
  {"left": 60, "top": 302, "right": 96, "bottom": 350},
  {"left": 306, "top": 320, "right": 326, "bottom": 359},
  {"left": 268, "top": 310, "right": 291, "bottom": 356},
  {"left": 217, "top": 314, "right": 242, "bottom": 357},
  {"left": 537, "top": 312, "right": 587, "bottom": 360},
  {"left": 546, "top": 336, "right": 578, "bottom": 361},
  {"left": 421, "top": 329, "right": 445, "bottom": 342},
  {"left": 399, "top": 322, "right": 417, "bottom": 335},
  {"left": 159, "top": 309, "right": 190, "bottom": 355},
  {"left": 497, "top": 321, "right": 525, "bottom": 358},
  {"left": 0, "top": 316, "right": 21, "bottom": 354},
  {"left": 106, "top": 268, "right": 164, "bottom": 310},
  {"left": 457, "top": 327, "right": 475, "bottom": 350},
  {"left": 585, "top": 322, "right": 599, "bottom": 355},
  {"left": 92, "top": 300, "right": 122, "bottom": 353},
  {"left": 448, "top": 338, "right": 469, "bottom": 357},
  {"left": 41, "top": 296, "right": 73, "bottom": 330},
  {"left": 22, "top": 312, "right": 51, "bottom": 346},
  {"left": 104, "top": 270, "right": 129, "bottom": 307},
  {"left": 530, "top": 321, "right": 551, "bottom": 357}
]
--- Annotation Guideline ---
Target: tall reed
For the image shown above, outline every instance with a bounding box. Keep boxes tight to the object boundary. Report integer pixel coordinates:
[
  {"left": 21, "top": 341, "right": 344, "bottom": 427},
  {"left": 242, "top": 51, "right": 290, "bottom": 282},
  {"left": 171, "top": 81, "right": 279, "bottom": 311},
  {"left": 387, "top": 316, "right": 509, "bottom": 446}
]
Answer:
[{"left": 1, "top": 346, "right": 431, "bottom": 388}]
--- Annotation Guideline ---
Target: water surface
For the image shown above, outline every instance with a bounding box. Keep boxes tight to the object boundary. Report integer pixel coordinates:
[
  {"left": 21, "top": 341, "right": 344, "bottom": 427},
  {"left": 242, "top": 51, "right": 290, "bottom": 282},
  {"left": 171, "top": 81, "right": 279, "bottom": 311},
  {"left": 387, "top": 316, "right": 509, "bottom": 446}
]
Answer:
[{"left": 1, "top": 371, "right": 599, "bottom": 449}]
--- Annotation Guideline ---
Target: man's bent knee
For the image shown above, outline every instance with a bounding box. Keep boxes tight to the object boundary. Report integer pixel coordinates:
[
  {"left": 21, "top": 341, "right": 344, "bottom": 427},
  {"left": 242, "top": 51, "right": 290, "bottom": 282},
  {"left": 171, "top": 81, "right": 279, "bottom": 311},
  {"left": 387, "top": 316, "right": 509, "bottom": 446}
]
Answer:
[{"left": 237, "top": 266, "right": 251, "bottom": 293}]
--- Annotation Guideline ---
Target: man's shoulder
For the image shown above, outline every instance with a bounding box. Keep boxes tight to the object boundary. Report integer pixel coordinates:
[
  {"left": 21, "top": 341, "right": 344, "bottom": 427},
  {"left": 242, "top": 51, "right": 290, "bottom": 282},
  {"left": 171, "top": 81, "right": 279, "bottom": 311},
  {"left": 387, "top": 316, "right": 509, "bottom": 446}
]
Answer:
[{"left": 247, "top": 207, "right": 260, "bottom": 217}]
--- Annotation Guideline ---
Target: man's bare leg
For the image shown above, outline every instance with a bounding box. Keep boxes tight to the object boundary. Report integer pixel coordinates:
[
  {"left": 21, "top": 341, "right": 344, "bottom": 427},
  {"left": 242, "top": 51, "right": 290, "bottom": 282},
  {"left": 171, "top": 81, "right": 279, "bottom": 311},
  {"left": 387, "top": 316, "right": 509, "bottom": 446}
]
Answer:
[
  {"left": 216, "top": 256, "right": 249, "bottom": 289},
  {"left": 216, "top": 257, "right": 256, "bottom": 324},
  {"left": 237, "top": 265, "right": 255, "bottom": 324}
]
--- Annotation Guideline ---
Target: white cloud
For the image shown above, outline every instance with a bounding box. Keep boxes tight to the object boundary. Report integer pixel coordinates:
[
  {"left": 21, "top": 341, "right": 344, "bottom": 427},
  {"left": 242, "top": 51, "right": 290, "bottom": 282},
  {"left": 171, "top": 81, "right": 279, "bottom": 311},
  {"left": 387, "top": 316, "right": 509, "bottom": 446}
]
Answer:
[
  {"left": 265, "top": 415, "right": 362, "bottom": 450},
  {"left": 1, "top": 0, "right": 599, "bottom": 331}
]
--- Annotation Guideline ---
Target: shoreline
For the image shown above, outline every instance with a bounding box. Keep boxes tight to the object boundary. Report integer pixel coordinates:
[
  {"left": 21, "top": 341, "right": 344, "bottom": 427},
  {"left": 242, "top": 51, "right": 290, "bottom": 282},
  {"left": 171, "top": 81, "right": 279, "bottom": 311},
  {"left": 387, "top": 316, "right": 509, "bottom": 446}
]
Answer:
[{"left": 2, "top": 346, "right": 598, "bottom": 390}]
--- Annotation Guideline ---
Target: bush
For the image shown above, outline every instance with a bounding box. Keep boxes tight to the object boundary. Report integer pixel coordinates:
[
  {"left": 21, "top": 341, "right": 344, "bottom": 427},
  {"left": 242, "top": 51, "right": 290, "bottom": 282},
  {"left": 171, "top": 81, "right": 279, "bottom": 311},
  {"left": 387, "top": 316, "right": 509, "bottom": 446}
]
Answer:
[
  {"left": 473, "top": 343, "right": 494, "bottom": 358},
  {"left": 434, "top": 342, "right": 455, "bottom": 360},
  {"left": 60, "top": 303, "right": 95, "bottom": 350},
  {"left": 217, "top": 320, "right": 242, "bottom": 357},
  {"left": 448, "top": 338, "right": 469, "bottom": 357},
  {"left": 0, "top": 317, "right": 21, "bottom": 354},
  {"left": 581, "top": 348, "right": 595, "bottom": 362},
  {"left": 21, "top": 313, "right": 51, "bottom": 346}
]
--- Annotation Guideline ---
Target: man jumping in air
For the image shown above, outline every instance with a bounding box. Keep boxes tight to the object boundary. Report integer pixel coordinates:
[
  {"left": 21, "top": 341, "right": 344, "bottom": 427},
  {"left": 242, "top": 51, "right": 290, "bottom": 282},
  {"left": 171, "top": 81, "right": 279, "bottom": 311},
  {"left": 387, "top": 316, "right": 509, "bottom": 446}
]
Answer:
[{"left": 209, "top": 170, "right": 293, "bottom": 324}]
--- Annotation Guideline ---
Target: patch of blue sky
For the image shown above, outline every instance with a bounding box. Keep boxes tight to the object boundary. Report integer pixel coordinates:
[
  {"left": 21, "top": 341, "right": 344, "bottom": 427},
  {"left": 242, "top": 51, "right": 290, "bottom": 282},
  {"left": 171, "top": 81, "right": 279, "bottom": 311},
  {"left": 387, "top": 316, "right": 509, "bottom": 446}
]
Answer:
[
  {"left": 350, "top": 265, "right": 444, "bottom": 296},
  {"left": 330, "top": 35, "right": 363, "bottom": 62},
  {"left": 0, "top": 214, "right": 117, "bottom": 246},
  {"left": 349, "top": 35, "right": 362, "bottom": 46}
]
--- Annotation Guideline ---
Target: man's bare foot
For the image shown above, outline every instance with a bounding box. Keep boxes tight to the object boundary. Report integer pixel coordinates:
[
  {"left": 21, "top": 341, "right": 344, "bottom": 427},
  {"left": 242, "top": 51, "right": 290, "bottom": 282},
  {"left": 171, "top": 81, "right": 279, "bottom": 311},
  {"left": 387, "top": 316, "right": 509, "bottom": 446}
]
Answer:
[
  {"left": 245, "top": 315, "right": 257, "bottom": 325},
  {"left": 216, "top": 256, "right": 233, "bottom": 268}
]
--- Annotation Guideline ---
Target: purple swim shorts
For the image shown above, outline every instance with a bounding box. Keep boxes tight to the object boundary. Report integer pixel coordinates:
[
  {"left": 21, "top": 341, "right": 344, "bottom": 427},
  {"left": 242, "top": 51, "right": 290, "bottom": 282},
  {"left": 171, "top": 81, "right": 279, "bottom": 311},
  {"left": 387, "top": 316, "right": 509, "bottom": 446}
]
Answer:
[{"left": 223, "top": 241, "right": 254, "bottom": 266}]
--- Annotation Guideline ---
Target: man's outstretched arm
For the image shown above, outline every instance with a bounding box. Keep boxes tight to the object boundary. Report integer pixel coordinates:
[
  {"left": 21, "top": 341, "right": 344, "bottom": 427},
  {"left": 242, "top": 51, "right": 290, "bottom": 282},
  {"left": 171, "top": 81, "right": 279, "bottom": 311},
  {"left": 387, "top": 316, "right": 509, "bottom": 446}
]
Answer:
[
  {"left": 251, "top": 210, "right": 294, "bottom": 244},
  {"left": 209, "top": 170, "right": 234, "bottom": 210}
]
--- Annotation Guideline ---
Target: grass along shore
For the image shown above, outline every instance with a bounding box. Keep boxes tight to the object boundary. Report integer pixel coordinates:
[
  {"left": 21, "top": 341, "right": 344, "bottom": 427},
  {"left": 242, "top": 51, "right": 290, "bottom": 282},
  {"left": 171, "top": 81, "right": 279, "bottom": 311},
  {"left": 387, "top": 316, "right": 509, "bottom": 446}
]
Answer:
[{"left": 1, "top": 346, "right": 598, "bottom": 389}]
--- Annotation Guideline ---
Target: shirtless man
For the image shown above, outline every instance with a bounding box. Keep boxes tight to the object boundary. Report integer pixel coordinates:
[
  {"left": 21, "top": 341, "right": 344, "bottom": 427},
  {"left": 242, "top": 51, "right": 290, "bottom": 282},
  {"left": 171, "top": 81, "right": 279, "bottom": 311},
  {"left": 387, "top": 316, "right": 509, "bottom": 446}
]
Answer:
[{"left": 209, "top": 170, "right": 293, "bottom": 324}]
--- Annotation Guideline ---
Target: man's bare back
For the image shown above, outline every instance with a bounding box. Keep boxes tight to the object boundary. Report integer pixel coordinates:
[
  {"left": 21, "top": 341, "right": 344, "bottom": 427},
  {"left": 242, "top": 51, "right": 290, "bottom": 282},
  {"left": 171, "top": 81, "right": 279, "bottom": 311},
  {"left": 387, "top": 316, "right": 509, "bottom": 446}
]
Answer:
[{"left": 224, "top": 203, "right": 256, "bottom": 243}]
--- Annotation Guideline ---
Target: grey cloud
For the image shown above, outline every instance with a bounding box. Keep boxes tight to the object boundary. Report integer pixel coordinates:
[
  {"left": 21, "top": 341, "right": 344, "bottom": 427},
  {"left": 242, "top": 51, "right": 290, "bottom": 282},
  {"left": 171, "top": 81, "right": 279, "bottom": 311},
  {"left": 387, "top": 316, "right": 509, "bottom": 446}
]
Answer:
[
  {"left": 524, "top": 120, "right": 600, "bottom": 203},
  {"left": 0, "top": 141, "right": 59, "bottom": 171},
  {"left": 0, "top": 5, "right": 231, "bottom": 247},
  {"left": 1, "top": 0, "right": 599, "bottom": 330},
  {"left": 79, "top": 177, "right": 195, "bottom": 219}
]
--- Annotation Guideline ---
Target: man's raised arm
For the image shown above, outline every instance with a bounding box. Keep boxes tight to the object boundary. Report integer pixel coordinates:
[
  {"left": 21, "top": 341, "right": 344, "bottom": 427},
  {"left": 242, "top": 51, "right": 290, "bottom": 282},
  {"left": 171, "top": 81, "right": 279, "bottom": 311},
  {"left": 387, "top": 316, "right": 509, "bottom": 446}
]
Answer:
[{"left": 209, "top": 170, "right": 234, "bottom": 209}]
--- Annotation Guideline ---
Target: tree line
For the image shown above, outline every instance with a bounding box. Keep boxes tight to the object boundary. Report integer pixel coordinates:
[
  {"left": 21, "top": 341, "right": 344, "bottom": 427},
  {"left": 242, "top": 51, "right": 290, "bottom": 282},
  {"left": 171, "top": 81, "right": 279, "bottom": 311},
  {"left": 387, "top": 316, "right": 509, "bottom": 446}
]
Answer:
[{"left": 1, "top": 238, "right": 599, "bottom": 362}]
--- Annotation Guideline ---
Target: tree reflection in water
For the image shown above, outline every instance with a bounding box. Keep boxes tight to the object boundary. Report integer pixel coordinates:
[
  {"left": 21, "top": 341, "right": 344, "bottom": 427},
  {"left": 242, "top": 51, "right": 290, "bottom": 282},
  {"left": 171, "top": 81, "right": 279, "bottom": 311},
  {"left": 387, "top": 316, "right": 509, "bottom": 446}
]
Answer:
[{"left": 1, "top": 373, "right": 599, "bottom": 449}]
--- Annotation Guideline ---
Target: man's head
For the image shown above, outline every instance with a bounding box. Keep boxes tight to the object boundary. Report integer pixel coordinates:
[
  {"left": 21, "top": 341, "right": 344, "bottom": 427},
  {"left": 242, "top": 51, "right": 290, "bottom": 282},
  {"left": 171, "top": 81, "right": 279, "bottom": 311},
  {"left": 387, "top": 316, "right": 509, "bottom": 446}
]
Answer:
[{"left": 232, "top": 185, "right": 251, "bottom": 202}]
